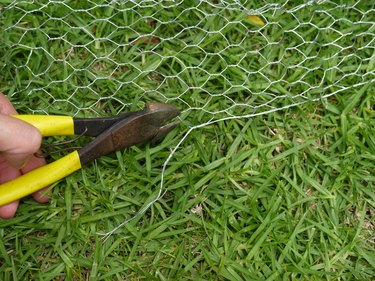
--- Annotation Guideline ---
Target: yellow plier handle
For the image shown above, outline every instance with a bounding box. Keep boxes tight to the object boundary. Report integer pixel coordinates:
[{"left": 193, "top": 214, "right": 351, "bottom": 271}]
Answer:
[
  {"left": 0, "top": 151, "right": 81, "bottom": 206},
  {"left": 13, "top": 115, "right": 75, "bottom": 136},
  {"left": 0, "top": 115, "right": 81, "bottom": 206}
]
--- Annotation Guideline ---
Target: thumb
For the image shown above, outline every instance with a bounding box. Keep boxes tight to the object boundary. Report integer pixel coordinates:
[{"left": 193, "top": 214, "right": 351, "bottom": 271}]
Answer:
[{"left": 0, "top": 114, "right": 42, "bottom": 168}]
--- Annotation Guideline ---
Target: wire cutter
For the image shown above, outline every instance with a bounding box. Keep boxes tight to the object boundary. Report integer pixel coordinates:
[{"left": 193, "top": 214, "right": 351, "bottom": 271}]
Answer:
[{"left": 0, "top": 103, "right": 180, "bottom": 206}]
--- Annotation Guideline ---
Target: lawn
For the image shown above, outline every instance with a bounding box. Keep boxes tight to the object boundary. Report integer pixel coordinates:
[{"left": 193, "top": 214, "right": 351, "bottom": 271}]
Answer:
[{"left": 0, "top": 1, "right": 374, "bottom": 280}]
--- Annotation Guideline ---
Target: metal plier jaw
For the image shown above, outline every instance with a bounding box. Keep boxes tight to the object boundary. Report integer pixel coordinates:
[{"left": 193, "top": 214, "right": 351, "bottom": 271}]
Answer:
[
  {"left": 79, "top": 102, "right": 180, "bottom": 164},
  {"left": 0, "top": 103, "right": 180, "bottom": 206}
]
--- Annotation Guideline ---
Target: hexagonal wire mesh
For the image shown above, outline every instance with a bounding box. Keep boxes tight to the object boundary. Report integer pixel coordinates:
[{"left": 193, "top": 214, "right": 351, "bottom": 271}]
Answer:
[{"left": 0, "top": 0, "right": 374, "bottom": 235}]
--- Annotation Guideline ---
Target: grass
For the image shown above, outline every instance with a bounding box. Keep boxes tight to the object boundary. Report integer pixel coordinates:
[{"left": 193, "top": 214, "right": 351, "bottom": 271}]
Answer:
[{"left": 0, "top": 1, "right": 374, "bottom": 280}]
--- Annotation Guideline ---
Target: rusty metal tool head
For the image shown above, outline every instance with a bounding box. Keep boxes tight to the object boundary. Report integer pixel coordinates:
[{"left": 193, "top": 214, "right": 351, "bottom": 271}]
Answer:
[{"left": 78, "top": 102, "right": 180, "bottom": 164}]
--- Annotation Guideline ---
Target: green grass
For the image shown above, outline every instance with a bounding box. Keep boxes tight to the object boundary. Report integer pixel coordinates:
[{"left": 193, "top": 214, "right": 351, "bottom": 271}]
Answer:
[{"left": 0, "top": 1, "right": 374, "bottom": 280}]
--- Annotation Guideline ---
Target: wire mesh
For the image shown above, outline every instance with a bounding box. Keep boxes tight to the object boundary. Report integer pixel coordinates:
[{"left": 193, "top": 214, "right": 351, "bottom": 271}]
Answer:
[
  {"left": 0, "top": 0, "right": 374, "bottom": 234},
  {"left": 1, "top": 1, "right": 373, "bottom": 119}
]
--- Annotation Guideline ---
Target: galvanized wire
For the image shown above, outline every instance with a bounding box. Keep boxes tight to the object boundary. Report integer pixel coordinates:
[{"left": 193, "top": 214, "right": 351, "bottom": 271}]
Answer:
[{"left": 1, "top": 0, "right": 374, "bottom": 235}]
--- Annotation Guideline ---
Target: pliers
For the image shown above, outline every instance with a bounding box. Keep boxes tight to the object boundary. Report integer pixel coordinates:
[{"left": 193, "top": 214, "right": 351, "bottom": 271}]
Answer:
[{"left": 0, "top": 103, "right": 180, "bottom": 206}]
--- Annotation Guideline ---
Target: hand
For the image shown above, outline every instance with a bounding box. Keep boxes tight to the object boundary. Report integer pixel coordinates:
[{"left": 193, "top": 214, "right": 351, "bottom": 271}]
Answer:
[{"left": 0, "top": 93, "right": 49, "bottom": 218}]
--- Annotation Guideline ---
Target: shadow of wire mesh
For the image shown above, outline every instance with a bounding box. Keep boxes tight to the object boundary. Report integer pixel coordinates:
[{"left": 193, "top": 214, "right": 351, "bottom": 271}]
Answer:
[{"left": 1, "top": 1, "right": 373, "bottom": 124}]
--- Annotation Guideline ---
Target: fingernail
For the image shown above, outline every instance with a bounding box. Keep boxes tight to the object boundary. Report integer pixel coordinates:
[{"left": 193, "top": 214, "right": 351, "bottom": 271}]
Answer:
[{"left": 18, "top": 156, "right": 31, "bottom": 170}]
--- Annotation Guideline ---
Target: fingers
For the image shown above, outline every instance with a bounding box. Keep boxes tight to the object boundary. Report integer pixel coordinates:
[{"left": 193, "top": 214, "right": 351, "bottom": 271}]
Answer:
[
  {"left": 0, "top": 93, "right": 17, "bottom": 115},
  {"left": 0, "top": 200, "right": 20, "bottom": 219},
  {"left": 0, "top": 114, "right": 42, "bottom": 168},
  {"left": 0, "top": 94, "right": 21, "bottom": 218},
  {"left": 0, "top": 158, "right": 21, "bottom": 218},
  {"left": 0, "top": 93, "right": 48, "bottom": 218},
  {"left": 0, "top": 93, "right": 43, "bottom": 168}
]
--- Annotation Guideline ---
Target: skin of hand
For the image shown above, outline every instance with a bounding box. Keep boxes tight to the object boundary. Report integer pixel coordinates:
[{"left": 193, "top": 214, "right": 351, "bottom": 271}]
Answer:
[{"left": 0, "top": 93, "right": 49, "bottom": 218}]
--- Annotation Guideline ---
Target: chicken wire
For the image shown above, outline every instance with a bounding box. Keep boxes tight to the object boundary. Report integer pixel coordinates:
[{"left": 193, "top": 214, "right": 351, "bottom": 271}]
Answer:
[{"left": 0, "top": 0, "right": 374, "bottom": 235}]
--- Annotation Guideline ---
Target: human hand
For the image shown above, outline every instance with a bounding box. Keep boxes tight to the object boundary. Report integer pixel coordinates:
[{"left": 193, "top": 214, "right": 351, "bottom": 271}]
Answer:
[{"left": 0, "top": 93, "right": 49, "bottom": 218}]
